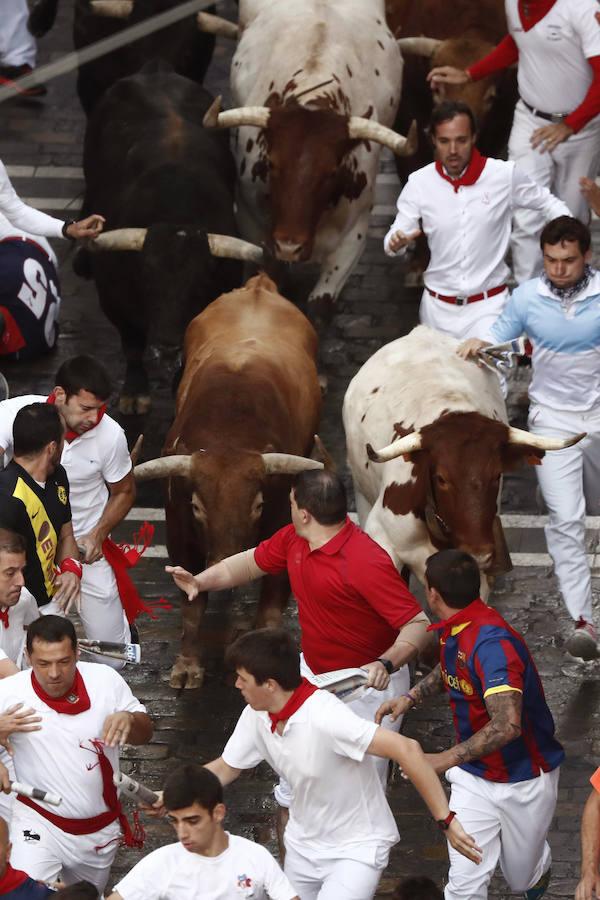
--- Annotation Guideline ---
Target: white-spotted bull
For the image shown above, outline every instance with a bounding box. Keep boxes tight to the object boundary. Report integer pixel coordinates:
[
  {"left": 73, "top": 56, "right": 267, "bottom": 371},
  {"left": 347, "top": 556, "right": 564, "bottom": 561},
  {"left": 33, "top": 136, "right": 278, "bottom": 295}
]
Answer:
[
  {"left": 28, "top": 0, "right": 217, "bottom": 114},
  {"left": 133, "top": 273, "right": 322, "bottom": 688},
  {"left": 200, "top": 0, "right": 416, "bottom": 324},
  {"left": 343, "top": 326, "right": 583, "bottom": 594},
  {"left": 81, "top": 64, "right": 259, "bottom": 413}
]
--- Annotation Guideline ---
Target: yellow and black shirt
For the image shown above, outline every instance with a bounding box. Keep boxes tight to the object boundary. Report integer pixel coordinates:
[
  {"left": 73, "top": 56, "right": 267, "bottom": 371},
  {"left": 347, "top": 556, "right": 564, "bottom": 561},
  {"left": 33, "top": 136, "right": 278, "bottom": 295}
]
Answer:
[{"left": 0, "top": 460, "right": 72, "bottom": 606}]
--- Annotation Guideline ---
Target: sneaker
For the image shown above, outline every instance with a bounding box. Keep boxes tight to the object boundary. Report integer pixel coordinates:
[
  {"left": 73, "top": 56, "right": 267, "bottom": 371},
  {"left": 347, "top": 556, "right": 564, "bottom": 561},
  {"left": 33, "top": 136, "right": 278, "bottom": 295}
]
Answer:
[
  {"left": 565, "top": 618, "right": 599, "bottom": 661},
  {"left": 524, "top": 867, "right": 551, "bottom": 899},
  {"left": 0, "top": 64, "right": 46, "bottom": 97}
]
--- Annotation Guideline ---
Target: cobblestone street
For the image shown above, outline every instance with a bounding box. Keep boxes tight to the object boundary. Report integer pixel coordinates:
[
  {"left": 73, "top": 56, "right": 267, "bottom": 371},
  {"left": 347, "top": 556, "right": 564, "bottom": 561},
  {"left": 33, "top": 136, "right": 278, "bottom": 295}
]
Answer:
[{"left": 1, "top": 3, "right": 600, "bottom": 897}]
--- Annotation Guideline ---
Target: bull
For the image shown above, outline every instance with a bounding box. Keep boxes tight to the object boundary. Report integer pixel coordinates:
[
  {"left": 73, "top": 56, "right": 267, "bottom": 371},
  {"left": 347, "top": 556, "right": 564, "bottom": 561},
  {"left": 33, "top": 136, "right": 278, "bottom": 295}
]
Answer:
[
  {"left": 133, "top": 273, "right": 323, "bottom": 688},
  {"left": 28, "top": 0, "right": 216, "bottom": 114},
  {"left": 343, "top": 326, "right": 583, "bottom": 594},
  {"left": 81, "top": 64, "right": 259, "bottom": 413},
  {"left": 200, "top": 0, "right": 416, "bottom": 324},
  {"left": 387, "top": 0, "right": 517, "bottom": 183}
]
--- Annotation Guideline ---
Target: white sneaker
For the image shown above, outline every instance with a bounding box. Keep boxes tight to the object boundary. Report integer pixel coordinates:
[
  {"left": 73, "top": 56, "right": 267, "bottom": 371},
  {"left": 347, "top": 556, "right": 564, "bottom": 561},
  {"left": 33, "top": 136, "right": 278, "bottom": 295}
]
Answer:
[{"left": 566, "top": 619, "right": 599, "bottom": 661}]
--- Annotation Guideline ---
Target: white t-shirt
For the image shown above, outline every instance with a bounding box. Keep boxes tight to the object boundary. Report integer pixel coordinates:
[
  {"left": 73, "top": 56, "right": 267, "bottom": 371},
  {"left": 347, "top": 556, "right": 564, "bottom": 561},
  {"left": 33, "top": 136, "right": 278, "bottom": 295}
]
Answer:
[
  {"left": 114, "top": 834, "right": 297, "bottom": 900},
  {"left": 384, "top": 158, "right": 569, "bottom": 295},
  {"left": 0, "top": 661, "right": 145, "bottom": 818},
  {"left": 507, "top": 0, "right": 600, "bottom": 116},
  {"left": 0, "top": 395, "right": 132, "bottom": 537},
  {"left": 0, "top": 161, "right": 64, "bottom": 241},
  {"left": 0, "top": 212, "right": 57, "bottom": 266},
  {"left": 222, "top": 690, "right": 399, "bottom": 866},
  {"left": 0, "top": 587, "right": 39, "bottom": 668}
]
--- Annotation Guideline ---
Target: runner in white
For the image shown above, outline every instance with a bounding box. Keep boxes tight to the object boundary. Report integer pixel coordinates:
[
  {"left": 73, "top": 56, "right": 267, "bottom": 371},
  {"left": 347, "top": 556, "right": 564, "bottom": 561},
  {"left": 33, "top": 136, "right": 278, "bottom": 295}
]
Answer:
[
  {"left": 198, "top": 628, "right": 481, "bottom": 900},
  {"left": 0, "top": 615, "right": 153, "bottom": 892},
  {"left": 108, "top": 763, "right": 298, "bottom": 900},
  {"left": 428, "top": 0, "right": 600, "bottom": 282},
  {"left": 384, "top": 101, "right": 569, "bottom": 341},
  {"left": 0, "top": 356, "right": 137, "bottom": 667}
]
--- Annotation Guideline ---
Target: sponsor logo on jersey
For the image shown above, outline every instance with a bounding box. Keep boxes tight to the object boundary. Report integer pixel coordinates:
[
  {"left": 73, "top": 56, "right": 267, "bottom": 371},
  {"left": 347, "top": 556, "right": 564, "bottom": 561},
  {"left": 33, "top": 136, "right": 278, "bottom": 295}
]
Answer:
[
  {"left": 57, "top": 485, "right": 67, "bottom": 505},
  {"left": 442, "top": 668, "right": 473, "bottom": 696},
  {"left": 457, "top": 650, "right": 467, "bottom": 667},
  {"left": 237, "top": 873, "right": 253, "bottom": 889},
  {"left": 23, "top": 830, "right": 41, "bottom": 842}
]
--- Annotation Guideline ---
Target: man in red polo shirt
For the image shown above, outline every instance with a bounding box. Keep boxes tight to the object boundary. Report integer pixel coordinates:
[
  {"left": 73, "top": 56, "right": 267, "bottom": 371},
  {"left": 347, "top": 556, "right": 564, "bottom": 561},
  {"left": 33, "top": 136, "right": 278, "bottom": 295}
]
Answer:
[{"left": 167, "top": 469, "right": 430, "bottom": 792}]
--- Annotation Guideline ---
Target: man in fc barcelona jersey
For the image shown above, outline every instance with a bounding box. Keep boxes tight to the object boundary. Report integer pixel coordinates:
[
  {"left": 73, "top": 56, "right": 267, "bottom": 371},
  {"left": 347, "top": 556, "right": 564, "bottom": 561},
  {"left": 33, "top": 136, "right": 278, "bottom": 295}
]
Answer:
[
  {"left": 0, "top": 403, "right": 80, "bottom": 610},
  {"left": 377, "top": 549, "right": 563, "bottom": 900}
]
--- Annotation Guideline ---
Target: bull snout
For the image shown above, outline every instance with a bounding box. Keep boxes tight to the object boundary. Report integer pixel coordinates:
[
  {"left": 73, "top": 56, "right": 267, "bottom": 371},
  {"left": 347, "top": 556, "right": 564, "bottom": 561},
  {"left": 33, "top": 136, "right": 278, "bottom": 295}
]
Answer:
[
  {"left": 273, "top": 237, "right": 311, "bottom": 263},
  {"left": 469, "top": 546, "right": 495, "bottom": 571}
]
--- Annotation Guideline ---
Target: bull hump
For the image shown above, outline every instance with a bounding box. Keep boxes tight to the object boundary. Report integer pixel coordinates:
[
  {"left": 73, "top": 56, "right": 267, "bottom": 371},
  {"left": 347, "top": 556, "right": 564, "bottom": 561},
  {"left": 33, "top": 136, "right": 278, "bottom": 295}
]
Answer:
[{"left": 383, "top": 480, "right": 425, "bottom": 520}]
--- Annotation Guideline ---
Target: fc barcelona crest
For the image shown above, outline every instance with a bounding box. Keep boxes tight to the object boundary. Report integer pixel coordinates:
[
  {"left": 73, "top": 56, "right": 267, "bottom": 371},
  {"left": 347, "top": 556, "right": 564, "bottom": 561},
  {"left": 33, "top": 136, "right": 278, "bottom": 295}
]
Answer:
[{"left": 57, "top": 486, "right": 68, "bottom": 505}]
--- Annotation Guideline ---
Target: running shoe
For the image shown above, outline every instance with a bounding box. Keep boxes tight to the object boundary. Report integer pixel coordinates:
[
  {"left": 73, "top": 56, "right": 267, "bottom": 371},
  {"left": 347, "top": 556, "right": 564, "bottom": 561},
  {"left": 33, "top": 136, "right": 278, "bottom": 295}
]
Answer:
[
  {"left": 524, "top": 867, "right": 551, "bottom": 899},
  {"left": 0, "top": 64, "right": 46, "bottom": 97},
  {"left": 566, "top": 618, "right": 599, "bottom": 661}
]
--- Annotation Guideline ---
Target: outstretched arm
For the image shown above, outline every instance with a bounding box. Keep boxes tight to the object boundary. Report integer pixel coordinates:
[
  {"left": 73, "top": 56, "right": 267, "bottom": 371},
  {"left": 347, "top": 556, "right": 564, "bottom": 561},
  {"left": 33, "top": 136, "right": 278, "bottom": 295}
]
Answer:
[
  {"left": 166, "top": 549, "right": 266, "bottom": 601},
  {"left": 576, "top": 789, "right": 600, "bottom": 900}
]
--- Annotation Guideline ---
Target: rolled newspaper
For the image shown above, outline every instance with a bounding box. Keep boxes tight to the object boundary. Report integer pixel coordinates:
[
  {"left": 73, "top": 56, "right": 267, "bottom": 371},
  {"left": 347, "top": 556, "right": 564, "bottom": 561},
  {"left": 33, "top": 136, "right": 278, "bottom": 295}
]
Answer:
[
  {"left": 478, "top": 336, "right": 529, "bottom": 371},
  {"left": 79, "top": 640, "right": 141, "bottom": 664},
  {"left": 309, "top": 667, "right": 369, "bottom": 703},
  {"left": 12, "top": 781, "right": 61, "bottom": 806},
  {"left": 114, "top": 772, "right": 159, "bottom": 806}
]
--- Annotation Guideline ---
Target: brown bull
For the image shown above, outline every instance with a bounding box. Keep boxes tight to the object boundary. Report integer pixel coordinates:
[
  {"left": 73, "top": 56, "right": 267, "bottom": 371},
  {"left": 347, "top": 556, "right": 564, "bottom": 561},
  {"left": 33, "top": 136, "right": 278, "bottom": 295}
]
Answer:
[{"left": 134, "top": 273, "right": 322, "bottom": 688}]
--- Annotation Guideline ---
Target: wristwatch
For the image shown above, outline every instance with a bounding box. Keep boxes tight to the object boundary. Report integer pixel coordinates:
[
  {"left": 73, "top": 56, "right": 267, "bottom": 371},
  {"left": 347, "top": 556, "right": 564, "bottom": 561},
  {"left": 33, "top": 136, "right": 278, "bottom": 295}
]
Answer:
[
  {"left": 376, "top": 657, "right": 394, "bottom": 675},
  {"left": 437, "top": 811, "right": 456, "bottom": 831},
  {"left": 62, "top": 219, "right": 77, "bottom": 240}
]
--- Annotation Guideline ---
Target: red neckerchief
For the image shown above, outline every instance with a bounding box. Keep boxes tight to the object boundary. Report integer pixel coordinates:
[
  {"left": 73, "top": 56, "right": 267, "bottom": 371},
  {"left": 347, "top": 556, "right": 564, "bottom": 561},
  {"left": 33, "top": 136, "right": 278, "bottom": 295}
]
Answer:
[
  {"left": 268, "top": 678, "right": 319, "bottom": 733},
  {"left": 31, "top": 668, "right": 91, "bottom": 715},
  {"left": 46, "top": 391, "right": 107, "bottom": 443},
  {"left": 0, "top": 864, "right": 28, "bottom": 894},
  {"left": 435, "top": 148, "right": 488, "bottom": 193},
  {"left": 0, "top": 608, "right": 9, "bottom": 629},
  {"left": 427, "top": 598, "right": 489, "bottom": 642},
  {"left": 518, "top": 0, "right": 556, "bottom": 31}
]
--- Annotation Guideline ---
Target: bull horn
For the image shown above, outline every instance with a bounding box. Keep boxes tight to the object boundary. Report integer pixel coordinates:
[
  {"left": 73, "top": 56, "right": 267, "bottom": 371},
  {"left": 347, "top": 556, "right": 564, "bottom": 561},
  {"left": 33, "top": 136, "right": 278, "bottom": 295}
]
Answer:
[
  {"left": 207, "top": 234, "right": 263, "bottom": 263},
  {"left": 129, "top": 434, "right": 143, "bottom": 466},
  {"left": 347, "top": 117, "right": 418, "bottom": 157},
  {"left": 89, "top": 228, "right": 147, "bottom": 252},
  {"left": 133, "top": 455, "right": 191, "bottom": 481},
  {"left": 262, "top": 453, "right": 324, "bottom": 476},
  {"left": 366, "top": 431, "right": 423, "bottom": 463},
  {"left": 89, "top": 0, "right": 133, "bottom": 17},
  {"left": 507, "top": 426, "right": 586, "bottom": 451},
  {"left": 197, "top": 11, "right": 239, "bottom": 39},
  {"left": 397, "top": 37, "right": 443, "bottom": 57},
  {"left": 203, "top": 96, "right": 270, "bottom": 130}
]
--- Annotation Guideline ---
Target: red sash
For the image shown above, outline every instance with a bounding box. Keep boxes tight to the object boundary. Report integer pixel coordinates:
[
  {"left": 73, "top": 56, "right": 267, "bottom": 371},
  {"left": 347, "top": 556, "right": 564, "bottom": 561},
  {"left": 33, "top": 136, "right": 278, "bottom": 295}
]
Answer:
[
  {"left": 0, "top": 608, "right": 9, "bottom": 629},
  {"left": 268, "top": 678, "right": 319, "bottom": 733},
  {"left": 31, "top": 669, "right": 91, "bottom": 715},
  {"left": 46, "top": 391, "right": 106, "bottom": 443},
  {"left": 435, "top": 148, "right": 487, "bottom": 193}
]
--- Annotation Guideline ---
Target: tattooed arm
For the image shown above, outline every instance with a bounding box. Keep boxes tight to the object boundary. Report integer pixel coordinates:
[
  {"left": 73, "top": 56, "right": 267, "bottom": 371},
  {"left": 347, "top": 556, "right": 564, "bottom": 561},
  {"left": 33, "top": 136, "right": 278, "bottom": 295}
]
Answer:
[
  {"left": 376, "top": 664, "right": 444, "bottom": 723},
  {"left": 426, "top": 689, "right": 523, "bottom": 774}
]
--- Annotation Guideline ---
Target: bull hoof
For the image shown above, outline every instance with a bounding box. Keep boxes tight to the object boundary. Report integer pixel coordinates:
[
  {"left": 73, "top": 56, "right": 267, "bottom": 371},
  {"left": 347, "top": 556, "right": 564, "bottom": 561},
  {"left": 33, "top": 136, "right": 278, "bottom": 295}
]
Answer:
[
  {"left": 119, "top": 394, "right": 152, "bottom": 415},
  {"left": 169, "top": 657, "right": 205, "bottom": 690},
  {"left": 307, "top": 293, "right": 334, "bottom": 331}
]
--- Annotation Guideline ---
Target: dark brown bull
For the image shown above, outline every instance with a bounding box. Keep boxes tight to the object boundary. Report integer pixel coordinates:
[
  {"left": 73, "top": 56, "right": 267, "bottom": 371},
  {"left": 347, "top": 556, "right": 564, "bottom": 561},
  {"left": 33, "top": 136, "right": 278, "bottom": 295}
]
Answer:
[{"left": 134, "top": 273, "right": 322, "bottom": 688}]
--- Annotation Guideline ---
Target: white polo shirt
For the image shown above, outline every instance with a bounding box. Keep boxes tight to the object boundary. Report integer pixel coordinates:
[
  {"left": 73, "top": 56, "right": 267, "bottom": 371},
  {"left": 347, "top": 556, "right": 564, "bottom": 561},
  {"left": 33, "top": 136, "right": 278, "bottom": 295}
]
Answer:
[
  {"left": 0, "top": 395, "right": 131, "bottom": 537},
  {"left": 222, "top": 690, "right": 399, "bottom": 866},
  {"left": 506, "top": 0, "right": 600, "bottom": 116},
  {"left": 0, "top": 587, "right": 39, "bottom": 668},
  {"left": 384, "top": 158, "right": 569, "bottom": 295},
  {"left": 0, "top": 661, "right": 145, "bottom": 818},
  {"left": 113, "top": 834, "right": 298, "bottom": 900}
]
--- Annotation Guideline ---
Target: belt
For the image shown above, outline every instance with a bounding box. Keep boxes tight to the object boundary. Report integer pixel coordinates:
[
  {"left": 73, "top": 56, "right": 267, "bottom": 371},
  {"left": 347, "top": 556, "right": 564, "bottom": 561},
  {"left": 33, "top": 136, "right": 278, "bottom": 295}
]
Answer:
[
  {"left": 521, "top": 98, "right": 567, "bottom": 124},
  {"left": 0, "top": 236, "right": 50, "bottom": 259},
  {"left": 426, "top": 284, "right": 507, "bottom": 306},
  {"left": 17, "top": 794, "right": 118, "bottom": 836}
]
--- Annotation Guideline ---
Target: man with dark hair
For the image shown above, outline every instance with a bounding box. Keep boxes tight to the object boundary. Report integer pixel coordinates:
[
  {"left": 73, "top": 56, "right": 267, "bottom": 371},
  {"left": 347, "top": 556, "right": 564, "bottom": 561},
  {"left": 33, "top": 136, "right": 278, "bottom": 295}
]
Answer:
[
  {"left": 107, "top": 763, "right": 298, "bottom": 900},
  {"left": 377, "top": 549, "right": 563, "bottom": 900},
  {"left": 0, "top": 527, "right": 38, "bottom": 670},
  {"left": 0, "top": 404, "right": 80, "bottom": 611},
  {"left": 458, "top": 216, "right": 600, "bottom": 659},
  {"left": 384, "top": 101, "right": 569, "bottom": 340},
  {"left": 0, "top": 356, "right": 137, "bottom": 667},
  {"left": 167, "top": 469, "right": 430, "bottom": 793},
  {"left": 195, "top": 627, "right": 480, "bottom": 900},
  {"left": 0, "top": 614, "right": 153, "bottom": 892}
]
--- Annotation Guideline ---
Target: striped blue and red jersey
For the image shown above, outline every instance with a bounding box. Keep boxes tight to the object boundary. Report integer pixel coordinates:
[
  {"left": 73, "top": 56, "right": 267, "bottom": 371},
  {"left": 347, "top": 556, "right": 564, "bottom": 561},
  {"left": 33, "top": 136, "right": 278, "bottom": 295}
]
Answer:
[{"left": 436, "top": 599, "right": 564, "bottom": 783}]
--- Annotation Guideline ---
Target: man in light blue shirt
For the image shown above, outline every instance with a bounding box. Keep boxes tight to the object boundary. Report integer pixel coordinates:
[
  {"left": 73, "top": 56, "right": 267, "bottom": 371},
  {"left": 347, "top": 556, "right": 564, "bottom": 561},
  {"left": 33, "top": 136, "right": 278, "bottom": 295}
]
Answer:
[{"left": 458, "top": 216, "right": 600, "bottom": 661}]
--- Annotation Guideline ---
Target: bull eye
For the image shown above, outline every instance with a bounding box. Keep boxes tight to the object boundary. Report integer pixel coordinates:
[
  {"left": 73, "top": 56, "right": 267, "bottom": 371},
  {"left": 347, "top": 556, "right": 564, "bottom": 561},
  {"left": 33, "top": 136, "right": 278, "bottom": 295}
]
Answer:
[{"left": 435, "top": 473, "right": 448, "bottom": 489}]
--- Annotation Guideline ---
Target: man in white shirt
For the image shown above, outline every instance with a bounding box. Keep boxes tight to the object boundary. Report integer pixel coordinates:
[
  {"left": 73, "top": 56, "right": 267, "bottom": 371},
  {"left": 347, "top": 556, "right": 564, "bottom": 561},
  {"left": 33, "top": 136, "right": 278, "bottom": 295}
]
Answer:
[
  {"left": 384, "top": 100, "right": 569, "bottom": 341},
  {"left": 0, "top": 0, "right": 44, "bottom": 97},
  {"left": 428, "top": 0, "right": 600, "bottom": 283},
  {"left": 202, "top": 628, "right": 481, "bottom": 900},
  {"left": 108, "top": 763, "right": 298, "bottom": 900},
  {"left": 0, "top": 614, "right": 153, "bottom": 892},
  {"left": 0, "top": 356, "right": 137, "bottom": 666},
  {"left": 0, "top": 527, "right": 39, "bottom": 674}
]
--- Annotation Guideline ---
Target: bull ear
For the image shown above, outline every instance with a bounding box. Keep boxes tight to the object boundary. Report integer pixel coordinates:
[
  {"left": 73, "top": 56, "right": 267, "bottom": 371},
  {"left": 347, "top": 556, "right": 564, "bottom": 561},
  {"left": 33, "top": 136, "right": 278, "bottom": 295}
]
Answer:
[
  {"left": 502, "top": 444, "right": 544, "bottom": 471},
  {"left": 526, "top": 452, "right": 542, "bottom": 466}
]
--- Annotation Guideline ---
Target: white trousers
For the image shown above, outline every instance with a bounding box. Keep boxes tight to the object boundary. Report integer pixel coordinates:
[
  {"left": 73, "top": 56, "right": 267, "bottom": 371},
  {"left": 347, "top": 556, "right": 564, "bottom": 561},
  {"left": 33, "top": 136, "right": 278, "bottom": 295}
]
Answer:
[
  {"left": 444, "top": 765, "right": 560, "bottom": 900},
  {"left": 509, "top": 101, "right": 600, "bottom": 283},
  {"left": 529, "top": 403, "right": 600, "bottom": 623},
  {"left": 9, "top": 803, "right": 120, "bottom": 893},
  {"left": 0, "top": 0, "right": 37, "bottom": 67},
  {"left": 79, "top": 558, "right": 131, "bottom": 670},
  {"left": 284, "top": 844, "right": 383, "bottom": 900},
  {"left": 274, "top": 657, "right": 410, "bottom": 807},
  {"left": 419, "top": 288, "right": 509, "bottom": 342}
]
